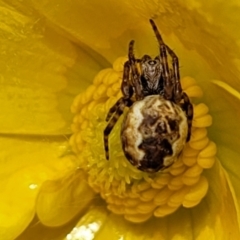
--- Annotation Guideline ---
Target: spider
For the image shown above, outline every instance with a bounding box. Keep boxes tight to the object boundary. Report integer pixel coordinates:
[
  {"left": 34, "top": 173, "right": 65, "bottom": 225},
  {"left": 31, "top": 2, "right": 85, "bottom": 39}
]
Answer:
[{"left": 103, "top": 19, "right": 193, "bottom": 173}]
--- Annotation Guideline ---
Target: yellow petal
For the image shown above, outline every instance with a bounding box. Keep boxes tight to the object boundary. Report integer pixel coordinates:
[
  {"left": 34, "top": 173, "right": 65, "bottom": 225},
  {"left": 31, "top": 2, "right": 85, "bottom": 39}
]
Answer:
[
  {"left": 24, "top": 0, "right": 141, "bottom": 56},
  {"left": 207, "top": 81, "right": 240, "bottom": 206},
  {"left": 0, "top": 136, "right": 76, "bottom": 240},
  {"left": 0, "top": 2, "right": 109, "bottom": 135},
  {"left": 36, "top": 169, "right": 96, "bottom": 227},
  {"left": 63, "top": 206, "right": 108, "bottom": 240},
  {"left": 17, "top": 0, "right": 240, "bottom": 92},
  {"left": 16, "top": 205, "right": 109, "bottom": 240}
]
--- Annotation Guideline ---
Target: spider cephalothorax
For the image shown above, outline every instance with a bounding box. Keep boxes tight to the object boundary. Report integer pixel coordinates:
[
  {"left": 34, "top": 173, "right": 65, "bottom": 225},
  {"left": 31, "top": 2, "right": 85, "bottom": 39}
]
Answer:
[{"left": 103, "top": 19, "right": 193, "bottom": 173}]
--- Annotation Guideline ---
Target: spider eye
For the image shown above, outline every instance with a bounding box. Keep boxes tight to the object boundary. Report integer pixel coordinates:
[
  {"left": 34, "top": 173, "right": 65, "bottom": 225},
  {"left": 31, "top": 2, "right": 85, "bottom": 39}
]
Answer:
[{"left": 148, "top": 60, "right": 157, "bottom": 65}]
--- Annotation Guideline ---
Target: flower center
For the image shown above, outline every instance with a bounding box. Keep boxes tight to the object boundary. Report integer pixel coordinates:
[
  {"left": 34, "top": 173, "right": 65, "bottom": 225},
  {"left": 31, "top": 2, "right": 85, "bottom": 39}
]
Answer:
[{"left": 70, "top": 57, "right": 216, "bottom": 223}]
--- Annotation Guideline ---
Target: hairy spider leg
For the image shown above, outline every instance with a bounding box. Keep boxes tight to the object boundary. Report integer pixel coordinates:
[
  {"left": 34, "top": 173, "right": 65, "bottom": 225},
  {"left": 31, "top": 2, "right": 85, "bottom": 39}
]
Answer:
[
  {"left": 105, "top": 98, "right": 122, "bottom": 121},
  {"left": 128, "top": 40, "right": 143, "bottom": 100},
  {"left": 106, "top": 61, "right": 133, "bottom": 122},
  {"left": 181, "top": 92, "right": 193, "bottom": 141},
  {"left": 128, "top": 40, "right": 135, "bottom": 61},
  {"left": 121, "top": 61, "right": 134, "bottom": 101},
  {"left": 104, "top": 97, "right": 133, "bottom": 160},
  {"left": 104, "top": 41, "right": 139, "bottom": 160},
  {"left": 149, "top": 19, "right": 173, "bottom": 100},
  {"left": 163, "top": 42, "right": 193, "bottom": 140},
  {"left": 164, "top": 45, "right": 182, "bottom": 103},
  {"left": 104, "top": 99, "right": 126, "bottom": 160}
]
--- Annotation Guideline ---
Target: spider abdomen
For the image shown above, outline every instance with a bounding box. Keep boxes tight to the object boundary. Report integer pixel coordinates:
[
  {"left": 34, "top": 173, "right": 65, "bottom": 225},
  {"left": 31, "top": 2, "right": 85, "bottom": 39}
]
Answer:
[{"left": 121, "top": 95, "right": 188, "bottom": 173}]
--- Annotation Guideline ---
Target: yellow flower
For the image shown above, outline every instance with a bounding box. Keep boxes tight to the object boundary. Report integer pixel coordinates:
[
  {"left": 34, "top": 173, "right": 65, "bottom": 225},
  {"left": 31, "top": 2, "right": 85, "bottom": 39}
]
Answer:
[{"left": 0, "top": 0, "right": 240, "bottom": 239}]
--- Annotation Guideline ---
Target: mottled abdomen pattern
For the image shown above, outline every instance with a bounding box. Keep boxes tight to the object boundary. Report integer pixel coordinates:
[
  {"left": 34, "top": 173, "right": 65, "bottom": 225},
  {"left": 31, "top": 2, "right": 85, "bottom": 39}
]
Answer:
[{"left": 121, "top": 95, "right": 188, "bottom": 172}]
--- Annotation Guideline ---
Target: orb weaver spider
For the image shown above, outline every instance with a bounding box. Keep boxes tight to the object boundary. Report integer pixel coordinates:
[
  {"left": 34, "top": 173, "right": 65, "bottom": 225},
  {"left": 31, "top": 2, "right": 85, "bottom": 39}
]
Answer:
[{"left": 103, "top": 19, "right": 193, "bottom": 172}]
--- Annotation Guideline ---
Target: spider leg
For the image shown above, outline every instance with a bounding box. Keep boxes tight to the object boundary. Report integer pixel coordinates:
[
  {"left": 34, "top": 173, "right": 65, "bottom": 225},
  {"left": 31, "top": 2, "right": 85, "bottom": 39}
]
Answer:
[
  {"left": 121, "top": 61, "right": 134, "bottom": 100},
  {"left": 164, "top": 45, "right": 182, "bottom": 103},
  {"left": 128, "top": 40, "right": 135, "bottom": 62},
  {"left": 149, "top": 19, "right": 173, "bottom": 100},
  {"left": 181, "top": 92, "right": 193, "bottom": 141},
  {"left": 106, "top": 59, "right": 133, "bottom": 122},
  {"left": 105, "top": 99, "right": 122, "bottom": 121},
  {"left": 104, "top": 96, "right": 133, "bottom": 160},
  {"left": 104, "top": 98, "right": 129, "bottom": 160},
  {"left": 127, "top": 40, "right": 143, "bottom": 100},
  {"left": 104, "top": 41, "right": 137, "bottom": 160}
]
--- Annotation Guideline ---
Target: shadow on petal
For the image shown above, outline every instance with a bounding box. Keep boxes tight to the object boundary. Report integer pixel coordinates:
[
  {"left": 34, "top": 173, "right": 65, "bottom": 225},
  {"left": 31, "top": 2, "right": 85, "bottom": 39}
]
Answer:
[{"left": 36, "top": 169, "right": 96, "bottom": 227}]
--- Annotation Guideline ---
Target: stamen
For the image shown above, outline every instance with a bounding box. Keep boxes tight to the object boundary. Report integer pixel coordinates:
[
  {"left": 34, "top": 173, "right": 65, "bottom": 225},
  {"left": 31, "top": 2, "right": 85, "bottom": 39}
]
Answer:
[{"left": 70, "top": 57, "right": 216, "bottom": 223}]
